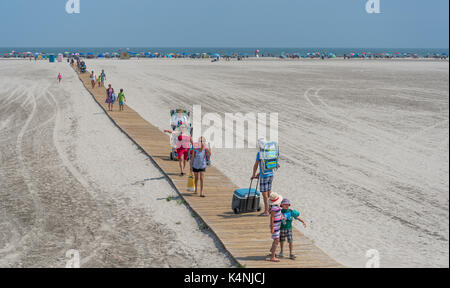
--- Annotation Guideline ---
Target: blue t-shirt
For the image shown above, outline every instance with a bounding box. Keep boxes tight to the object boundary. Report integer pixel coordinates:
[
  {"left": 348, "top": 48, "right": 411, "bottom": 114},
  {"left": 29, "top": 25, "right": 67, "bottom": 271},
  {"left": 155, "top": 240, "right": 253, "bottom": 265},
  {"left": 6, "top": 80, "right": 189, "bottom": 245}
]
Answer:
[{"left": 256, "top": 152, "right": 274, "bottom": 178}]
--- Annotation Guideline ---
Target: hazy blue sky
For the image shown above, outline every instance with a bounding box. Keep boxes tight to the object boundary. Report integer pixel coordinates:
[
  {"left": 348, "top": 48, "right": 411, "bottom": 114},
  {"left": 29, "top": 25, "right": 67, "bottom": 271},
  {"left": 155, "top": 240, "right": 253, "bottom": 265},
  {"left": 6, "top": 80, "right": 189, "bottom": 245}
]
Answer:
[{"left": 0, "top": 0, "right": 448, "bottom": 48}]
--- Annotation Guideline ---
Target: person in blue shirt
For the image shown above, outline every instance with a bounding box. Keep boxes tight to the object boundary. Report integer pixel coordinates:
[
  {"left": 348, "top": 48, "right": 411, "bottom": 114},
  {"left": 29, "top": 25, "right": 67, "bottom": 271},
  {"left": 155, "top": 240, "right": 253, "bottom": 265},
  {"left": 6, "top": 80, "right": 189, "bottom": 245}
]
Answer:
[{"left": 251, "top": 140, "right": 275, "bottom": 216}]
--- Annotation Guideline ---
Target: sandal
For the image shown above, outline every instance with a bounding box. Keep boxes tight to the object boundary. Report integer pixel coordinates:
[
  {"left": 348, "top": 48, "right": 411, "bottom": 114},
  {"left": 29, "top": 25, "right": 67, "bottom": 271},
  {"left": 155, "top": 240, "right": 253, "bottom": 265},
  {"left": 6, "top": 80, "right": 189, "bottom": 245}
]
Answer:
[
  {"left": 258, "top": 213, "right": 270, "bottom": 217},
  {"left": 279, "top": 252, "right": 284, "bottom": 258},
  {"left": 289, "top": 254, "right": 296, "bottom": 260},
  {"left": 267, "top": 258, "right": 280, "bottom": 263}
]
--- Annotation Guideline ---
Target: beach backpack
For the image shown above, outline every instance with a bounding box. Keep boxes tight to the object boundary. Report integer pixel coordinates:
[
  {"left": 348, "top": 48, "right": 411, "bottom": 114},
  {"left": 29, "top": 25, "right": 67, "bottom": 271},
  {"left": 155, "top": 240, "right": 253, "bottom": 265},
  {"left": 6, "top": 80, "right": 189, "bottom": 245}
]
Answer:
[
  {"left": 111, "top": 93, "right": 116, "bottom": 102},
  {"left": 259, "top": 141, "right": 280, "bottom": 174}
]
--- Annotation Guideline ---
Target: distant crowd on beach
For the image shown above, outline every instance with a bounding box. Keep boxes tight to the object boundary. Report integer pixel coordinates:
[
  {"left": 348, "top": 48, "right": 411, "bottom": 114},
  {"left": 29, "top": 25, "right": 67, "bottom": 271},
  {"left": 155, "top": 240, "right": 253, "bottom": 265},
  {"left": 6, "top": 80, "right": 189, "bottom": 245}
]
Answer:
[{"left": 3, "top": 48, "right": 449, "bottom": 61}]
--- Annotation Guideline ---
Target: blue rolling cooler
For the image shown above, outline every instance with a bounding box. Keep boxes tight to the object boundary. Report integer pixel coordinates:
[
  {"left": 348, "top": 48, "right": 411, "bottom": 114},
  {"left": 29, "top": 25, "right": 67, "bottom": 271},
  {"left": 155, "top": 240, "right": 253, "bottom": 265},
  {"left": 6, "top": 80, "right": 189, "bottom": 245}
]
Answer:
[{"left": 232, "top": 179, "right": 261, "bottom": 214}]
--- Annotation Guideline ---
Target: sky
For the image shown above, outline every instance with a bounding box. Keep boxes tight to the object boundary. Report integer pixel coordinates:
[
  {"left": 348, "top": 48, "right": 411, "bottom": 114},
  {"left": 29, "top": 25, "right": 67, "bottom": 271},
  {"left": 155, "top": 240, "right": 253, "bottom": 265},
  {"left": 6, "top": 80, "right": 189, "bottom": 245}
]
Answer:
[{"left": 0, "top": 0, "right": 448, "bottom": 48}]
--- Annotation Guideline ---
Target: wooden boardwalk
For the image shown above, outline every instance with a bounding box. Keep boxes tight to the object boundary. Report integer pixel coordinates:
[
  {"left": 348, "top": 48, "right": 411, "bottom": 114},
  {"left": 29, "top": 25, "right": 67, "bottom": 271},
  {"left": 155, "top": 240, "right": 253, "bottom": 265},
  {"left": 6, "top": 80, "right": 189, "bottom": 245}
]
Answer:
[{"left": 73, "top": 66, "right": 343, "bottom": 268}]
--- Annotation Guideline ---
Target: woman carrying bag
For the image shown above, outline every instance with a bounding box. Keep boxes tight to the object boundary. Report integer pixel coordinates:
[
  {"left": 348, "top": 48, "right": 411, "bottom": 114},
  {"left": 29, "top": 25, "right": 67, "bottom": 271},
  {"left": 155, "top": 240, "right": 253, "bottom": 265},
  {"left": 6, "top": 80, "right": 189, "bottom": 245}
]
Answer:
[{"left": 190, "top": 137, "right": 211, "bottom": 198}]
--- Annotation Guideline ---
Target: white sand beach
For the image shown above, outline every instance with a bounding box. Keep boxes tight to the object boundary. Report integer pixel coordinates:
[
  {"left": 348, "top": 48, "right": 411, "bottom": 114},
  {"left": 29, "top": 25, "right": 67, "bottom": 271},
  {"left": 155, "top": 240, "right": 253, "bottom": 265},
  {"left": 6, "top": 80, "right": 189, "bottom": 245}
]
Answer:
[
  {"left": 82, "top": 58, "right": 449, "bottom": 268},
  {"left": 1, "top": 58, "right": 448, "bottom": 268},
  {"left": 0, "top": 60, "right": 233, "bottom": 268}
]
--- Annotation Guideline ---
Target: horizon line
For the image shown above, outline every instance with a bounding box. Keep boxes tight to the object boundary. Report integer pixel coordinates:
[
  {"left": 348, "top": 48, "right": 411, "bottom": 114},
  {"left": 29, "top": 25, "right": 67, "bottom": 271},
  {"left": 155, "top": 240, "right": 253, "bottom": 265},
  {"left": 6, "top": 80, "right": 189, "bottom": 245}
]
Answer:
[{"left": 1, "top": 46, "right": 448, "bottom": 50}]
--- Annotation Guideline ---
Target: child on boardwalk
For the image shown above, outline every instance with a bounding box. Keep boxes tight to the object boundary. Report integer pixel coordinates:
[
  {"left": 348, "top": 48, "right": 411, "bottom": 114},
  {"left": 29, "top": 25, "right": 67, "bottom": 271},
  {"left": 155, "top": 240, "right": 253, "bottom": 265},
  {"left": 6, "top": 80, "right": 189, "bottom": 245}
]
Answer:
[
  {"left": 118, "top": 89, "right": 126, "bottom": 111},
  {"left": 268, "top": 193, "right": 283, "bottom": 263},
  {"left": 279, "top": 198, "right": 307, "bottom": 260},
  {"left": 57, "top": 73, "right": 62, "bottom": 84},
  {"left": 97, "top": 75, "right": 102, "bottom": 87}
]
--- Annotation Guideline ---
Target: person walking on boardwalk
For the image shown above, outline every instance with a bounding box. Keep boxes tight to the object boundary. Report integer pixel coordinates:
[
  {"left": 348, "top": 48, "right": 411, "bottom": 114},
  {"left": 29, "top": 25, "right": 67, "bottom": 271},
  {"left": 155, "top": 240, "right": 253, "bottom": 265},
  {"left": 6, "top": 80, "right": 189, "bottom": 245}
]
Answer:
[
  {"left": 190, "top": 137, "right": 211, "bottom": 198},
  {"left": 106, "top": 84, "right": 115, "bottom": 111},
  {"left": 164, "top": 125, "right": 192, "bottom": 176},
  {"left": 278, "top": 198, "right": 307, "bottom": 260},
  {"left": 100, "top": 70, "right": 106, "bottom": 87},
  {"left": 90, "top": 71, "right": 96, "bottom": 88},
  {"left": 57, "top": 73, "right": 62, "bottom": 84},
  {"left": 118, "top": 89, "right": 126, "bottom": 111},
  {"left": 268, "top": 193, "right": 283, "bottom": 263},
  {"left": 251, "top": 139, "right": 275, "bottom": 216}
]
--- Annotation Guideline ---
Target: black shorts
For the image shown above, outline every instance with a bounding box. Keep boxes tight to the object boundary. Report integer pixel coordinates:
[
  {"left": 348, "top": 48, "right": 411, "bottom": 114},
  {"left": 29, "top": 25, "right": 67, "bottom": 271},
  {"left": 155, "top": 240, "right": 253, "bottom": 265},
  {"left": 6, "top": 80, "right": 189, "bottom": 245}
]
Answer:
[{"left": 193, "top": 168, "right": 206, "bottom": 173}]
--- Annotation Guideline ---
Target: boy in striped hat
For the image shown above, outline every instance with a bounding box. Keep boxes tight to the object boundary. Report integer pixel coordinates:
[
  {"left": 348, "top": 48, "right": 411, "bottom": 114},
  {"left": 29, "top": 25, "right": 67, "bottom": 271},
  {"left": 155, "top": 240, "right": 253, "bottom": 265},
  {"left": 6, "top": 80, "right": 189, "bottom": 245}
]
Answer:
[{"left": 279, "top": 198, "right": 307, "bottom": 260}]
